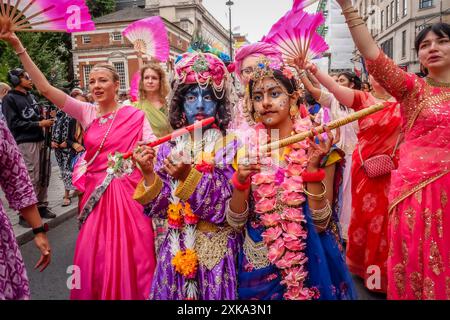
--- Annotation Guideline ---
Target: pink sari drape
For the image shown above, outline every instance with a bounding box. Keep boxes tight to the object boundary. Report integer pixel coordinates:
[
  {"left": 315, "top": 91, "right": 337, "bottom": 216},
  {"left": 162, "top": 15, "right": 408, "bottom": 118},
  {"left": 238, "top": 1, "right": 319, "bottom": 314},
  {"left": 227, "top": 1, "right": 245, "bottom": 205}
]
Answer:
[
  {"left": 69, "top": 105, "right": 156, "bottom": 300},
  {"left": 367, "top": 50, "right": 450, "bottom": 299}
]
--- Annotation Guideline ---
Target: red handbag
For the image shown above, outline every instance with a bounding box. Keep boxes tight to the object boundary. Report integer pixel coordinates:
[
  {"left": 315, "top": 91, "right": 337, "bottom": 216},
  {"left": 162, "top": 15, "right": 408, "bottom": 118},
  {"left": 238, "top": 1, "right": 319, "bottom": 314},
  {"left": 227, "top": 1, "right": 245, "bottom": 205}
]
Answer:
[{"left": 358, "top": 134, "right": 402, "bottom": 178}]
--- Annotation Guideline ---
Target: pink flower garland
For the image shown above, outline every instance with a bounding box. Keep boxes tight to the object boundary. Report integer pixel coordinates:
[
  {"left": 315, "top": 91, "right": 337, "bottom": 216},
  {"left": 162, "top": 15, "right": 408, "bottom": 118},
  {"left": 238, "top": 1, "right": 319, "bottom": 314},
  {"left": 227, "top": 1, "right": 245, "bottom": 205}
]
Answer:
[{"left": 251, "top": 117, "right": 318, "bottom": 300}]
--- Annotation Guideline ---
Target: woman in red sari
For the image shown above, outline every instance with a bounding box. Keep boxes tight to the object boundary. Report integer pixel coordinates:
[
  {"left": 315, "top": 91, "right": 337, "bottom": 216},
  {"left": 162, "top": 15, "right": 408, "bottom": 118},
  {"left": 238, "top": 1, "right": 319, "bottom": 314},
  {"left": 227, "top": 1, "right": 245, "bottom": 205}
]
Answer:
[
  {"left": 336, "top": 0, "right": 450, "bottom": 299},
  {"left": 303, "top": 65, "right": 401, "bottom": 293}
]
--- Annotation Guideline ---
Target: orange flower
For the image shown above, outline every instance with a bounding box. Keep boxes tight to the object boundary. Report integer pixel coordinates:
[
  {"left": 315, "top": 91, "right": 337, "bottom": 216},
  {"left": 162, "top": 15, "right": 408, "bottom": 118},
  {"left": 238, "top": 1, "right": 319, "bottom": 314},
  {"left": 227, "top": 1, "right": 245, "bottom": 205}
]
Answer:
[
  {"left": 168, "top": 203, "right": 184, "bottom": 228},
  {"left": 172, "top": 249, "right": 199, "bottom": 278},
  {"left": 184, "top": 203, "right": 200, "bottom": 224}
]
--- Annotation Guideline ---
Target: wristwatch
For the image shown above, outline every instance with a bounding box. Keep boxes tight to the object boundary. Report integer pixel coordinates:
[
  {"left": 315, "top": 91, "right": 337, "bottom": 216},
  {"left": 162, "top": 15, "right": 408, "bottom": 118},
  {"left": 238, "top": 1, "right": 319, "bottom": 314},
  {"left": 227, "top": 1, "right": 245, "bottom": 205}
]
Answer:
[{"left": 32, "top": 223, "right": 49, "bottom": 235}]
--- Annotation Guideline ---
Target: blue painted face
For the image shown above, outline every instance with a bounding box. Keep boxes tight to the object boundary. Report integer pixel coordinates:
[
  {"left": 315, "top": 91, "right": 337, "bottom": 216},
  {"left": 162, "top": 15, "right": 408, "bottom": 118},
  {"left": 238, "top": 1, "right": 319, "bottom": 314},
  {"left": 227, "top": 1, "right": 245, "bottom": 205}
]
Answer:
[{"left": 183, "top": 85, "right": 218, "bottom": 125}]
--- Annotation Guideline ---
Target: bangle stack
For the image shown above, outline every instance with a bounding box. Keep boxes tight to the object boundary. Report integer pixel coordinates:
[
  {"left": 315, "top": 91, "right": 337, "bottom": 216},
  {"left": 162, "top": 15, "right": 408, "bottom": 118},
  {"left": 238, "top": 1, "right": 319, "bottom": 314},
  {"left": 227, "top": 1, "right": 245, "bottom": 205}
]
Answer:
[
  {"left": 341, "top": 6, "right": 366, "bottom": 29},
  {"left": 311, "top": 199, "right": 332, "bottom": 229},
  {"left": 303, "top": 181, "right": 327, "bottom": 201},
  {"left": 226, "top": 199, "right": 249, "bottom": 230}
]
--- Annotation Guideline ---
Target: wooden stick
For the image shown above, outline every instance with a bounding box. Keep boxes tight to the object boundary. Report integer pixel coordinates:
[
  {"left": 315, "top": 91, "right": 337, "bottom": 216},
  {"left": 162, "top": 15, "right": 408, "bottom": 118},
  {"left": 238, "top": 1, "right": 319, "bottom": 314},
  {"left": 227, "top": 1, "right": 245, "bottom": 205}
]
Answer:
[
  {"left": 11, "top": 0, "right": 36, "bottom": 24},
  {"left": 14, "top": 15, "right": 65, "bottom": 31},
  {"left": 260, "top": 103, "right": 386, "bottom": 153},
  {"left": 0, "top": 1, "right": 6, "bottom": 17},
  {"left": 14, "top": 4, "right": 55, "bottom": 27},
  {"left": 5, "top": 0, "right": 11, "bottom": 17},
  {"left": 9, "top": 0, "right": 21, "bottom": 22}
]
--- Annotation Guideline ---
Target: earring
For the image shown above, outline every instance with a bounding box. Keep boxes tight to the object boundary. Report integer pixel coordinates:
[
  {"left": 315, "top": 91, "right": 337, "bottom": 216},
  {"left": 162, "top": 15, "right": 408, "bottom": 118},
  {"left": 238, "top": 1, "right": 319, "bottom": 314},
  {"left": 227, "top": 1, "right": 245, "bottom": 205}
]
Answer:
[
  {"left": 290, "top": 104, "right": 299, "bottom": 118},
  {"left": 254, "top": 111, "right": 262, "bottom": 123}
]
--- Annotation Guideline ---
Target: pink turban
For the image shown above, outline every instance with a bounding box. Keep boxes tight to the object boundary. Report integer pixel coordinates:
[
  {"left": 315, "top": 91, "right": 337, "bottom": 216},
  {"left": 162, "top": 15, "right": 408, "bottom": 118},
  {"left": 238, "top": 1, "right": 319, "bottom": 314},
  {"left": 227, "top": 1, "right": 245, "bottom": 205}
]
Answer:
[
  {"left": 234, "top": 42, "right": 283, "bottom": 81},
  {"left": 174, "top": 52, "right": 228, "bottom": 90}
]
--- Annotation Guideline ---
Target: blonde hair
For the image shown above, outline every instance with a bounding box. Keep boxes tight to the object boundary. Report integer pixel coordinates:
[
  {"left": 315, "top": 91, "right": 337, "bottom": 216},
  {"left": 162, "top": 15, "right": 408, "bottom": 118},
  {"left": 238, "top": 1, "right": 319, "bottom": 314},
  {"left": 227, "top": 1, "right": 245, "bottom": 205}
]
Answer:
[
  {"left": 139, "top": 62, "right": 169, "bottom": 103},
  {"left": 89, "top": 63, "right": 120, "bottom": 95}
]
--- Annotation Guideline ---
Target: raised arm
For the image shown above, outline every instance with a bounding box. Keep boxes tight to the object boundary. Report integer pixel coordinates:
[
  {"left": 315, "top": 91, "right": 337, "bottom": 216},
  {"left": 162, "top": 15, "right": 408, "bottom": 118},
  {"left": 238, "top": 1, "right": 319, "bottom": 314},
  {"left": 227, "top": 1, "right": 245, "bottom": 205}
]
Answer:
[
  {"left": 299, "top": 71, "right": 323, "bottom": 102},
  {"left": 307, "top": 63, "right": 356, "bottom": 107},
  {"left": 336, "top": 0, "right": 379, "bottom": 60},
  {"left": 0, "top": 30, "right": 68, "bottom": 108}
]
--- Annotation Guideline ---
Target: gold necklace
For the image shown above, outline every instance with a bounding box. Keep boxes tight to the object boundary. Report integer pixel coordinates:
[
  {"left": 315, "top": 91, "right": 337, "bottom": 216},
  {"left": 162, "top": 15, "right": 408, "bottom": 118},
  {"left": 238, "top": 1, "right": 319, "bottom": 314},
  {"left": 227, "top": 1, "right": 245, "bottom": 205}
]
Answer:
[
  {"left": 372, "top": 91, "right": 391, "bottom": 101},
  {"left": 426, "top": 77, "right": 450, "bottom": 88}
]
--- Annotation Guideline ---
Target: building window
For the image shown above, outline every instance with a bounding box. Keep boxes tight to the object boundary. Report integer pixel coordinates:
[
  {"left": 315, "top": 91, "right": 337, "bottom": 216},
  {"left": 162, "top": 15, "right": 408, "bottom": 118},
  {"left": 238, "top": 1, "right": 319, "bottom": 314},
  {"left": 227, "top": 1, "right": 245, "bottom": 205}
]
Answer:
[
  {"left": 83, "top": 65, "right": 93, "bottom": 89},
  {"left": 402, "top": 0, "right": 407, "bottom": 16},
  {"left": 395, "top": 0, "right": 399, "bottom": 21},
  {"left": 381, "top": 10, "right": 384, "bottom": 31},
  {"left": 419, "top": 0, "right": 433, "bottom": 9},
  {"left": 112, "top": 32, "right": 122, "bottom": 41},
  {"left": 386, "top": 5, "right": 389, "bottom": 27},
  {"left": 390, "top": 2, "right": 394, "bottom": 25},
  {"left": 381, "top": 38, "right": 394, "bottom": 59},
  {"left": 401, "top": 30, "right": 407, "bottom": 58},
  {"left": 82, "top": 35, "right": 91, "bottom": 44},
  {"left": 112, "top": 62, "right": 126, "bottom": 90}
]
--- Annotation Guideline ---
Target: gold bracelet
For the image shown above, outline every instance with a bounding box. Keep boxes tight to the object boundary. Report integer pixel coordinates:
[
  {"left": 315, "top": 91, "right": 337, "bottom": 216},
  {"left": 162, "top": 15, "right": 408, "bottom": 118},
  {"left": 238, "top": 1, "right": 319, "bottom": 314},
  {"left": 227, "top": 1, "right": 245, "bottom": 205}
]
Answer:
[
  {"left": 303, "top": 181, "right": 326, "bottom": 201},
  {"left": 349, "top": 21, "right": 366, "bottom": 29},
  {"left": 133, "top": 176, "right": 163, "bottom": 205},
  {"left": 346, "top": 16, "right": 364, "bottom": 23},
  {"left": 175, "top": 168, "right": 203, "bottom": 201},
  {"left": 311, "top": 199, "right": 332, "bottom": 222},
  {"left": 342, "top": 7, "right": 358, "bottom": 14}
]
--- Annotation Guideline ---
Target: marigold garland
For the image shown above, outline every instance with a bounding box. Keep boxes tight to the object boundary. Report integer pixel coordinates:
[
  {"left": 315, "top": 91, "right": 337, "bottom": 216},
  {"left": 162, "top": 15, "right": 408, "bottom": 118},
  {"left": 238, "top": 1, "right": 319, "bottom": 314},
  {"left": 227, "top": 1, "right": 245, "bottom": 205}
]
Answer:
[{"left": 172, "top": 249, "right": 199, "bottom": 279}]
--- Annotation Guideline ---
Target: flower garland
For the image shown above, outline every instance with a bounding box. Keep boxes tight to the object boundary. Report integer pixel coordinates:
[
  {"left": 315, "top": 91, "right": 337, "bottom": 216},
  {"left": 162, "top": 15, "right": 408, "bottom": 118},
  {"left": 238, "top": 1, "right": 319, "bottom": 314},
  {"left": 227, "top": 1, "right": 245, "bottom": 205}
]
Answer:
[
  {"left": 166, "top": 129, "right": 220, "bottom": 300},
  {"left": 250, "top": 117, "right": 319, "bottom": 300},
  {"left": 168, "top": 180, "right": 200, "bottom": 300}
]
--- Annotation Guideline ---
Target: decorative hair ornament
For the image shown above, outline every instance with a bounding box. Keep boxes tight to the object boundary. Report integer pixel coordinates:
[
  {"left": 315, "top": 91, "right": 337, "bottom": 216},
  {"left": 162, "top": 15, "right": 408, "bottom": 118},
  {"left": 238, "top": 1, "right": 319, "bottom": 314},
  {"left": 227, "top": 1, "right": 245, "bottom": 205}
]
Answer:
[{"left": 173, "top": 52, "right": 229, "bottom": 99}]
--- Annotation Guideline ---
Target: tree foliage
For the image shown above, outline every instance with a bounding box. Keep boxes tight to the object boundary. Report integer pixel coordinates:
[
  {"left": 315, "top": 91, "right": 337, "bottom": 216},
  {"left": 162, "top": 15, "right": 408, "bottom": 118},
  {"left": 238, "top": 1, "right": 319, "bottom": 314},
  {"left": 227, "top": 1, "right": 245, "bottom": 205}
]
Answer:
[
  {"left": 87, "top": 0, "right": 116, "bottom": 18},
  {"left": 0, "top": 32, "right": 71, "bottom": 89}
]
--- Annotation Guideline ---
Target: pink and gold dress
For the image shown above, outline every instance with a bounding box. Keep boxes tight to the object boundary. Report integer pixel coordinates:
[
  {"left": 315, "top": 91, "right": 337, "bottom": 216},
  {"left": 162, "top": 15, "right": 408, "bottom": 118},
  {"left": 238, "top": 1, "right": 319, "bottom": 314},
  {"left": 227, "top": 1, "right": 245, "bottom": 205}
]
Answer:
[{"left": 367, "top": 50, "right": 450, "bottom": 299}]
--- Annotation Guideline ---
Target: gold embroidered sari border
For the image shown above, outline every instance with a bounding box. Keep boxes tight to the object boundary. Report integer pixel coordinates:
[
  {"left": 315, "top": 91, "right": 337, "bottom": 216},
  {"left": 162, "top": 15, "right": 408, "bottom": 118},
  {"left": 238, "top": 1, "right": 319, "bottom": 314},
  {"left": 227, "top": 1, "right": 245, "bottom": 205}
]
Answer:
[
  {"left": 389, "top": 170, "right": 450, "bottom": 213},
  {"left": 407, "top": 92, "right": 450, "bottom": 132}
]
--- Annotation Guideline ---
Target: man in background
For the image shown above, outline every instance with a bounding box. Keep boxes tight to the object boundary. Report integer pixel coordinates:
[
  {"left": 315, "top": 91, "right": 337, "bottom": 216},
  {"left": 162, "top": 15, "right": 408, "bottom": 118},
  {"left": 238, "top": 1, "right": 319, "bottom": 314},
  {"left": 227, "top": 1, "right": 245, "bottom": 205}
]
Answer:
[{"left": 2, "top": 68, "right": 56, "bottom": 227}]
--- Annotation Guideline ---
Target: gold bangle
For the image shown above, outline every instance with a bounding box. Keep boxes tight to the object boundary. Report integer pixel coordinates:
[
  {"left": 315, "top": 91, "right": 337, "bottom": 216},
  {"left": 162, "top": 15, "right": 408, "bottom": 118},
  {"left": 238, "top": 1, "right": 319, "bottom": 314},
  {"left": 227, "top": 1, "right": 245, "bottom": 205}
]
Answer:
[
  {"left": 342, "top": 8, "right": 358, "bottom": 15},
  {"left": 348, "top": 21, "right": 366, "bottom": 29},
  {"left": 303, "top": 181, "right": 326, "bottom": 201},
  {"left": 133, "top": 176, "right": 163, "bottom": 205},
  {"left": 311, "top": 199, "right": 332, "bottom": 221},
  {"left": 175, "top": 168, "right": 203, "bottom": 201},
  {"left": 345, "top": 16, "right": 364, "bottom": 23}
]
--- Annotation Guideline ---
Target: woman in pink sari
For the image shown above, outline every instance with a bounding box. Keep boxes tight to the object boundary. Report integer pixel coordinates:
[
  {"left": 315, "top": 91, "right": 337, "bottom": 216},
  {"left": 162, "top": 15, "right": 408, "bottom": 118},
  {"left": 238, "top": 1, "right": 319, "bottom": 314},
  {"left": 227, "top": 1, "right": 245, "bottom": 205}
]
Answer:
[
  {"left": 336, "top": 0, "right": 450, "bottom": 299},
  {"left": 0, "top": 31, "right": 156, "bottom": 300}
]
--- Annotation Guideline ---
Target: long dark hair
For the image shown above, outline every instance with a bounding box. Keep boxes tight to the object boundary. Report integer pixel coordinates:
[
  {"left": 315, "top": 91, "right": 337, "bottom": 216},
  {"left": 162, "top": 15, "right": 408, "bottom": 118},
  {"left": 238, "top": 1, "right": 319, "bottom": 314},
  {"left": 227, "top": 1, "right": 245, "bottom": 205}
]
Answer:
[
  {"left": 169, "top": 83, "right": 231, "bottom": 134},
  {"left": 415, "top": 22, "right": 450, "bottom": 53},
  {"left": 338, "top": 71, "right": 362, "bottom": 90}
]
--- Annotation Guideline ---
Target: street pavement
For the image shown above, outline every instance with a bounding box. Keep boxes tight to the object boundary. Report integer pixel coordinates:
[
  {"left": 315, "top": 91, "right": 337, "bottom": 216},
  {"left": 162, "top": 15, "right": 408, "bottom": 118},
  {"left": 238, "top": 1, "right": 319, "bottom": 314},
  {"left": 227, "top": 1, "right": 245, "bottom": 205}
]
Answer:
[
  {"left": 0, "top": 165, "right": 78, "bottom": 245},
  {"left": 20, "top": 216, "right": 386, "bottom": 300}
]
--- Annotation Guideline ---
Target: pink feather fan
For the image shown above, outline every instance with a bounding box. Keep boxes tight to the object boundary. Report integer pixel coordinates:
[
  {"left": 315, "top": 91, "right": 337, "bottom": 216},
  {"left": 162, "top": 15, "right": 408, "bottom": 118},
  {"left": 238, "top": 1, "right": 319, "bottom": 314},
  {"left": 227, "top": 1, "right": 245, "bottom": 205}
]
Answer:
[
  {"left": 262, "top": 6, "right": 328, "bottom": 66},
  {"left": 292, "top": 0, "right": 320, "bottom": 11},
  {"left": 0, "top": 0, "right": 95, "bottom": 32},
  {"left": 122, "top": 16, "right": 170, "bottom": 63}
]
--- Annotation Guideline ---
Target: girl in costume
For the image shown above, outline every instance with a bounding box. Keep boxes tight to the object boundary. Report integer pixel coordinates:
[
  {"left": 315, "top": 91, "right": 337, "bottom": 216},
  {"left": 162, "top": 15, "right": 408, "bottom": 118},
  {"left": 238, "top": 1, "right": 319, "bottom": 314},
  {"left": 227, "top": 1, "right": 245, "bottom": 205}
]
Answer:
[
  {"left": 227, "top": 57, "right": 356, "bottom": 300},
  {"left": 0, "top": 119, "right": 51, "bottom": 300},
  {"left": 301, "top": 64, "right": 402, "bottom": 293},
  {"left": 0, "top": 30, "right": 157, "bottom": 300},
  {"left": 231, "top": 42, "right": 284, "bottom": 131},
  {"left": 337, "top": 0, "right": 450, "bottom": 299},
  {"left": 133, "top": 50, "right": 240, "bottom": 300}
]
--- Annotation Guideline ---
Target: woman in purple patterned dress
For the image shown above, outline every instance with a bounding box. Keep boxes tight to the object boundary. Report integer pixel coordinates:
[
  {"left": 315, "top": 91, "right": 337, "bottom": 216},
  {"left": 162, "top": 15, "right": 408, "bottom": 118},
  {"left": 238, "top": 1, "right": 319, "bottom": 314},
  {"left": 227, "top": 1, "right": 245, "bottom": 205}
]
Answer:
[{"left": 0, "top": 119, "right": 51, "bottom": 300}]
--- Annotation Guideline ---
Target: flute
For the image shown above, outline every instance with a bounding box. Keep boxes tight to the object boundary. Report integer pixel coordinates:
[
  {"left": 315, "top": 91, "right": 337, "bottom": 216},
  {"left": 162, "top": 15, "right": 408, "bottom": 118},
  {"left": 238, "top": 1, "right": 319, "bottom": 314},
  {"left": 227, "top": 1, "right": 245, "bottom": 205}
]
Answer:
[
  {"left": 260, "top": 103, "right": 386, "bottom": 153},
  {"left": 123, "top": 117, "right": 215, "bottom": 159}
]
